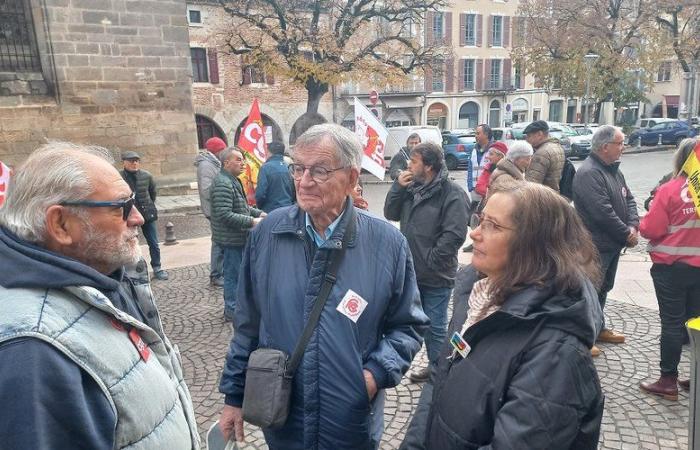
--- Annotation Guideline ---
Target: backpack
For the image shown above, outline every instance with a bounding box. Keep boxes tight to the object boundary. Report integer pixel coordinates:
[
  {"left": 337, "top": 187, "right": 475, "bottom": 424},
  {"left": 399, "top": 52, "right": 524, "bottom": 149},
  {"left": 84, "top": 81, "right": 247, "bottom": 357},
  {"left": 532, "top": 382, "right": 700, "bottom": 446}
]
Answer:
[{"left": 559, "top": 158, "right": 576, "bottom": 200}]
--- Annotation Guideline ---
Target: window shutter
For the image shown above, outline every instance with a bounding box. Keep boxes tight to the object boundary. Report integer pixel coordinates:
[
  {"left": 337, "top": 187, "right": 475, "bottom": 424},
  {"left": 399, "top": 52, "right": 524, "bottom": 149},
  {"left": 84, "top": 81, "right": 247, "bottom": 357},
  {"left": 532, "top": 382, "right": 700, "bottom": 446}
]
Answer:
[
  {"left": 425, "top": 12, "right": 434, "bottom": 45},
  {"left": 476, "top": 58, "right": 483, "bottom": 91},
  {"left": 424, "top": 65, "right": 433, "bottom": 92},
  {"left": 485, "top": 59, "right": 492, "bottom": 89},
  {"left": 458, "top": 59, "right": 465, "bottom": 90},
  {"left": 459, "top": 14, "right": 466, "bottom": 47},
  {"left": 503, "top": 16, "right": 511, "bottom": 48},
  {"left": 476, "top": 14, "right": 482, "bottom": 47},
  {"left": 207, "top": 48, "right": 219, "bottom": 84},
  {"left": 445, "top": 12, "right": 452, "bottom": 46},
  {"left": 512, "top": 17, "right": 520, "bottom": 47},
  {"left": 503, "top": 58, "right": 512, "bottom": 89},
  {"left": 446, "top": 58, "right": 454, "bottom": 92},
  {"left": 519, "top": 67, "right": 525, "bottom": 89},
  {"left": 487, "top": 15, "right": 493, "bottom": 47},
  {"left": 241, "top": 56, "right": 252, "bottom": 85}
]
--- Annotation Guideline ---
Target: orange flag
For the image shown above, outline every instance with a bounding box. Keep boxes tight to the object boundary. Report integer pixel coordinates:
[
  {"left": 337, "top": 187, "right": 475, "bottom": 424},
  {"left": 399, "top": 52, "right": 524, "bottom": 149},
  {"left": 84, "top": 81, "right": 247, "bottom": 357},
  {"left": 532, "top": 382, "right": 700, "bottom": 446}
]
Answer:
[{"left": 237, "top": 99, "right": 268, "bottom": 205}]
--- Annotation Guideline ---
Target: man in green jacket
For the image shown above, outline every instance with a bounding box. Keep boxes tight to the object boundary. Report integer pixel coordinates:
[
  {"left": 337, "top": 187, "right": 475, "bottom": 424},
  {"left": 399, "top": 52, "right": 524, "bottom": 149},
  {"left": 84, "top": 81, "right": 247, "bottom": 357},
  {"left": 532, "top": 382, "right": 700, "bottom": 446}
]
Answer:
[{"left": 210, "top": 147, "right": 265, "bottom": 321}]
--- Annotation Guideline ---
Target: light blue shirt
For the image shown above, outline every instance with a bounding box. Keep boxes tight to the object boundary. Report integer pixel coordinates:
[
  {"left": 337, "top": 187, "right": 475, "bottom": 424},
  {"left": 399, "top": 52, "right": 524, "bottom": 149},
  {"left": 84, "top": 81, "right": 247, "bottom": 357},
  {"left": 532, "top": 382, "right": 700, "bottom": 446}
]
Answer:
[{"left": 305, "top": 207, "right": 346, "bottom": 247}]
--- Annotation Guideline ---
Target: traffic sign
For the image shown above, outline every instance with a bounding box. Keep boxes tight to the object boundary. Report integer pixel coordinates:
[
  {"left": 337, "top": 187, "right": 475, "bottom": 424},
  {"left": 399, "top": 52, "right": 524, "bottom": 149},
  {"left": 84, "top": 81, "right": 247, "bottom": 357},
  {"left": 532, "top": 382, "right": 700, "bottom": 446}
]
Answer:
[{"left": 369, "top": 90, "right": 379, "bottom": 105}]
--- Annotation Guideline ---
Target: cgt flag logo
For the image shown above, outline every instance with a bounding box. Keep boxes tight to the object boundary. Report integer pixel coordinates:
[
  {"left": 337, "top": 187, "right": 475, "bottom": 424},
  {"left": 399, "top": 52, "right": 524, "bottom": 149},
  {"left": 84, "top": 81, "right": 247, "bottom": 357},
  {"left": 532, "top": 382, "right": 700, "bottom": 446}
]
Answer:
[
  {"left": 682, "top": 140, "right": 700, "bottom": 218},
  {"left": 237, "top": 98, "right": 267, "bottom": 205},
  {"left": 354, "top": 98, "right": 387, "bottom": 180},
  {"left": 0, "top": 161, "right": 11, "bottom": 208}
]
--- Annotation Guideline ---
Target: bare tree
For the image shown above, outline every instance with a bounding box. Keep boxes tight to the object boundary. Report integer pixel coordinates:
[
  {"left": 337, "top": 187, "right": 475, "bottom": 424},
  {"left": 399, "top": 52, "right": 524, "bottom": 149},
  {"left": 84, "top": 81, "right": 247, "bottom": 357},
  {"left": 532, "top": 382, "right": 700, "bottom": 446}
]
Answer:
[
  {"left": 513, "top": 0, "right": 665, "bottom": 114},
  {"left": 655, "top": 1, "right": 700, "bottom": 73},
  {"left": 217, "top": 0, "right": 448, "bottom": 114}
]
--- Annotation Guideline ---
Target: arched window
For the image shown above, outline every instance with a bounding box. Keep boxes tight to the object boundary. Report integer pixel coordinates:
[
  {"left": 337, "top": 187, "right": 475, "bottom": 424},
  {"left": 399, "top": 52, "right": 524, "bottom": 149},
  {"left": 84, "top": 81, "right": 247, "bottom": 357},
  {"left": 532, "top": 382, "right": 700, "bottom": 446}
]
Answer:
[
  {"left": 489, "top": 100, "right": 501, "bottom": 127},
  {"left": 195, "top": 114, "right": 226, "bottom": 149},
  {"left": 458, "top": 102, "right": 479, "bottom": 129},
  {"left": 427, "top": 102, "right": 448, "bottom": 130}
]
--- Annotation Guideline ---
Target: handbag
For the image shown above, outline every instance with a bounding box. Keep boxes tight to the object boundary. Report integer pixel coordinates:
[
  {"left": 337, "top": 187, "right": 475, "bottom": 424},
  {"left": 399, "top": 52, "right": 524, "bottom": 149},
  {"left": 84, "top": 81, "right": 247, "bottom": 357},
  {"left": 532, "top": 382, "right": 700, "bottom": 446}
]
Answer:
[{"left": 242, "top": 215, "right": 355, "bottom": 428}]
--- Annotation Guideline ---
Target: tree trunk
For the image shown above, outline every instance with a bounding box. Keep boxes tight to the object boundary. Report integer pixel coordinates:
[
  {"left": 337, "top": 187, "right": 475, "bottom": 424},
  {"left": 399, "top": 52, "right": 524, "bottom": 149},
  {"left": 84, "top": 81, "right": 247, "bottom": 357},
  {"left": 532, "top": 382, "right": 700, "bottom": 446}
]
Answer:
[{"left": 305, "top": 77, "right": 329, "bottom": 114}]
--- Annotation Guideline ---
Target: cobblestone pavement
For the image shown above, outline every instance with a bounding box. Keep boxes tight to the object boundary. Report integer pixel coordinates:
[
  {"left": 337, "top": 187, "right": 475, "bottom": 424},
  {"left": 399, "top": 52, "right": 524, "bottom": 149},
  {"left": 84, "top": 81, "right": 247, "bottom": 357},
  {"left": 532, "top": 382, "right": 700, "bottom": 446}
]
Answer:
[{"left": 153, "top": 264, "right": 690, "bottom": 449}]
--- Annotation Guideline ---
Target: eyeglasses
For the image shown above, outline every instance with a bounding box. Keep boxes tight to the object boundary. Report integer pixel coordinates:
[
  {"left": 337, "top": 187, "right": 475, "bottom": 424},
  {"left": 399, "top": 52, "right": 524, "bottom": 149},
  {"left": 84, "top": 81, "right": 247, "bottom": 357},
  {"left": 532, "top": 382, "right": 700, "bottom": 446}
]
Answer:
[
  {"left": 607, "top": 140, "right": 625, "bottom": 146},
  {"left": 288, "top": 163, "right": 348, "bottom": 183},
  {"left": 475, "top": 213, "right": 515, "bottom": 234},
  {"left": 60, "top": 193, "right": 136, "bottom": 221}
]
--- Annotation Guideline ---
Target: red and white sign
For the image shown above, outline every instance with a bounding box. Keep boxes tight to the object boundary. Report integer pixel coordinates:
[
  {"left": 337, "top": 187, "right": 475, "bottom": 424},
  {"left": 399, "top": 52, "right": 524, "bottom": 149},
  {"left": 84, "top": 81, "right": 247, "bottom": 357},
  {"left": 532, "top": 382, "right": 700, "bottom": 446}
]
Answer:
[
  {"left": 354, "top": 97, "right": 388, "bottom": 180},
  {"left": 369, "top": 89, "right": 379, "bottom": 105},
  {"left": 237, "top": 98, "right": 268, "bottom": 205},
  {"left": 0, "top": 161, "right": 10, "bottom": 208},
  {"left": 336, "top": 289, "right": 368, "bottom": 323}
]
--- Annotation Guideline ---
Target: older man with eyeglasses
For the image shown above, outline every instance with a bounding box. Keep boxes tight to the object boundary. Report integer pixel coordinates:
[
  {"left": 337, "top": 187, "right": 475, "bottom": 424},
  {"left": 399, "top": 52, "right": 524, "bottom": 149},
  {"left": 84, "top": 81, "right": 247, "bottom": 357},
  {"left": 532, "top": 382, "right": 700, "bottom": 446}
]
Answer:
[
  {"left": 0, "top": 142, "right": 200, "bottom": 449},
  {"left": 573, "top": 125, "right": 639, "bottom": 357},
  {"left": 218, "top": 123, "right": 428, "bottom": 449}
]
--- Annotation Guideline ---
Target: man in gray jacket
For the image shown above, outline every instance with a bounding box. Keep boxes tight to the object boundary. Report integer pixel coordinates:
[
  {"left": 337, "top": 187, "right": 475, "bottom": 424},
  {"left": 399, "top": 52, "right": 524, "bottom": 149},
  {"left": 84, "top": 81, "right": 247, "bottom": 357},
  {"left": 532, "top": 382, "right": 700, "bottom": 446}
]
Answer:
[
  {"left": 573, "top": 125, "right": 639, "bottom": 356},
  {"left": 384, "top": 142, "right": 469, "bottom": 382},
  {"left": 195, "top": 137, "right": 226, "bottom": 287}
]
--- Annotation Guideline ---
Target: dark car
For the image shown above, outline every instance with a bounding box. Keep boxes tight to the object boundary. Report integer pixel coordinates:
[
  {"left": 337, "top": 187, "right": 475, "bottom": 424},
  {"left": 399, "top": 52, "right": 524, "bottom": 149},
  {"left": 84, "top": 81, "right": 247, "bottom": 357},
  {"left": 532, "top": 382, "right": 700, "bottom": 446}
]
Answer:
[
  {"left": 628, "top": 120, "right": 698, "bottom": 146},
  {"left": 441, "top": 133, "right": 476, "bottom": 170}
]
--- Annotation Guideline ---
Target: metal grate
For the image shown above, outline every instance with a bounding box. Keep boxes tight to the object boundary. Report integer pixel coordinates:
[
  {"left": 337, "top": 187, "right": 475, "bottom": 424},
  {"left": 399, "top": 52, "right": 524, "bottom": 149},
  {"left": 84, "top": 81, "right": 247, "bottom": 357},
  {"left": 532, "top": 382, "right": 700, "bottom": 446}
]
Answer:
[{"left": 0, "top": 0, "right": 42, "bottom": 72}]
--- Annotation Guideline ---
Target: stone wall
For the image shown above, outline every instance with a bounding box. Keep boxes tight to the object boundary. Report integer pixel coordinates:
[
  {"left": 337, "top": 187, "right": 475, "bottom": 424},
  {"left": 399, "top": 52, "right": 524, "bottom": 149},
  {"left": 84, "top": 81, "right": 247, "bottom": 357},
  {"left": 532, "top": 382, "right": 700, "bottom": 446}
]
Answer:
[{"left": 0, "top": 0, "right": 198, "bottom": 186}]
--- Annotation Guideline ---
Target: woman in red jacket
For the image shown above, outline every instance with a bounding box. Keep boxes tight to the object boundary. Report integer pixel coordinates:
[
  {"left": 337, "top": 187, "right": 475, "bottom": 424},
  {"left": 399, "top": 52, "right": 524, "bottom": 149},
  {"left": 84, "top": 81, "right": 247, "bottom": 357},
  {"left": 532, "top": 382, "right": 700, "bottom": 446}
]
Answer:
[{"left": 639, "top": 138, "right": 700, "bottom": 401}]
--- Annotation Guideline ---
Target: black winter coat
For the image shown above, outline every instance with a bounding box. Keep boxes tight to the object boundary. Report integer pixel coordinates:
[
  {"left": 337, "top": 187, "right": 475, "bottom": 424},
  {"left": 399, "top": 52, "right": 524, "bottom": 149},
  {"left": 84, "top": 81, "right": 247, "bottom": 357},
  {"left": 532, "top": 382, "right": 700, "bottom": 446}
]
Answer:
[
  {"left": 384, "top": 168, "right": 469, "bottom": 288},
  {"left": 572, "top": 153, "right": 639, "bottom": 253},
  {"left": 120, "top": 169, "right": 157, "bottom": 223},
  {"left": 426, "top": 267, "right": 604, "bottom": 450}
]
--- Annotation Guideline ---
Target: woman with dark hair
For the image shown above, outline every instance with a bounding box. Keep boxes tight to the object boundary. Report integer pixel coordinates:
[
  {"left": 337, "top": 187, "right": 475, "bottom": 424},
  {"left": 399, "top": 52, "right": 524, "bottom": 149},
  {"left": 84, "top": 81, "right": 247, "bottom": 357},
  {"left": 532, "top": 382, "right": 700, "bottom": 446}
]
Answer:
[
  {"left": 639, "top": 138, "right": 700, "bottom": 400},
  {"left": 424, "top": 181, "right": 604, "bottom": 450}
]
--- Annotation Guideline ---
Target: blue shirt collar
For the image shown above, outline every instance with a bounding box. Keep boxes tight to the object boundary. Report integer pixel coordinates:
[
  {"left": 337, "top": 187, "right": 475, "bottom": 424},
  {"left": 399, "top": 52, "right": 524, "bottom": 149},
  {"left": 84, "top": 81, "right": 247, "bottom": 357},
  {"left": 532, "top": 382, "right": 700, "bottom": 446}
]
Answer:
[{"left": 305, "top": 205, "right": 347, "bottom": 247}]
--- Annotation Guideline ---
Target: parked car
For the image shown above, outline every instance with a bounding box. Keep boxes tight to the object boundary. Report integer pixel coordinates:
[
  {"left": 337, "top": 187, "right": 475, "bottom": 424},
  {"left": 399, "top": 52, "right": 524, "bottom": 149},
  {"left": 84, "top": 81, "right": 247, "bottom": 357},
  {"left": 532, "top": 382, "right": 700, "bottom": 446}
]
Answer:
[
  {"left": 385, "top": 125, "right": 442, "bottom": 160},
  {"left": 441, "top": 133, "right": 476, "bottom": 170},
  {"left": 572, "top": 126, "right": 599, "bottom": 136},
  {"left": 634, "top": 117, "right": 676, "bottom": 131},
  {"left": 492, "top": 127, "right": 516, "bottom": 141},
  {"left": 627, "top": 120, "right": 698, "bottom": 146},
  {"left": 443, "top": 128, "right": 474, "bottom": 136}
]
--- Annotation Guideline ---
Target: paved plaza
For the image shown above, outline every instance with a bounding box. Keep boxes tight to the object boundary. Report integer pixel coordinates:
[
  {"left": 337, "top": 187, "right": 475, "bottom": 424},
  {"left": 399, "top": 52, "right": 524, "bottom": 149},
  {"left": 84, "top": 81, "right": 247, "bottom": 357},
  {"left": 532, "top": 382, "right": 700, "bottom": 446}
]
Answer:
[{"left": 152, "top": 261, "right": 691, "bottom": 449}]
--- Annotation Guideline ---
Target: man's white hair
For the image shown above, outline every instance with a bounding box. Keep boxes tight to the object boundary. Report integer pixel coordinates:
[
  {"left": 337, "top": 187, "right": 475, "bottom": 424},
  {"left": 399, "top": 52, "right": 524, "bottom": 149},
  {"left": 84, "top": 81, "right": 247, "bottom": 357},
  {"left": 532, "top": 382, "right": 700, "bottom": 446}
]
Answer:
[
  {"left": 293, "top": 123, "right": 363, "bottom": 169},
  {"left": 0, "top": 141, "right": 115, "bottom": 243}
]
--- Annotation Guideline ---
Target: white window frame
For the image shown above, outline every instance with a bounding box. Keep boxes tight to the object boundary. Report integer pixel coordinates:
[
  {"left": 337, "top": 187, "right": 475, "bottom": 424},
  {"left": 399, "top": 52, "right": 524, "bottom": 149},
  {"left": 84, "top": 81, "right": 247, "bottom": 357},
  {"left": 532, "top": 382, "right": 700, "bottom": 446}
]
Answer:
[
  {"left": 492, "top": 15, "right": 503, "bottom": 47},
  {"left": 187, "top": 6, "right": 203, "bottom": 27}
]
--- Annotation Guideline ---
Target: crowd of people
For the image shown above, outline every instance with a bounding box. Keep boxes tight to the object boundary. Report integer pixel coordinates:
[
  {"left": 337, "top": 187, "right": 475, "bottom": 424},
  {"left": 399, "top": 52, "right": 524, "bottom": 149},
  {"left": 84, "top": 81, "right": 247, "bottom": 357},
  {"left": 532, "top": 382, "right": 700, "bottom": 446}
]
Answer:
[{"left": 0, "top": 120, "right": 698, "bottom": 450}]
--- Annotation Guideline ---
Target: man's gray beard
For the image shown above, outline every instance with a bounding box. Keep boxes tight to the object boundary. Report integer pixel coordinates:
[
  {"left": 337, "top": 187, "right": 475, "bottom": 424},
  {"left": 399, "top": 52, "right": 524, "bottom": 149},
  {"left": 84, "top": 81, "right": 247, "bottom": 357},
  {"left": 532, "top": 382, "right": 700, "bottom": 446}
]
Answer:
[{"left": 81, "top": 222, "right": 142, "bottom": 274}]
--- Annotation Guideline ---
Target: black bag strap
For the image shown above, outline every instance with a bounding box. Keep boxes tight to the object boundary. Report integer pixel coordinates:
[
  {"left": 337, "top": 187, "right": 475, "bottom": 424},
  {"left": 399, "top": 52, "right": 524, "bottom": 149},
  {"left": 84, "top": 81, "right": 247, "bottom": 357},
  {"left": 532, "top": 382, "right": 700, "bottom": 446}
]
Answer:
[{"left": 285, "top": 210, "right": 356, "bottom": 378}]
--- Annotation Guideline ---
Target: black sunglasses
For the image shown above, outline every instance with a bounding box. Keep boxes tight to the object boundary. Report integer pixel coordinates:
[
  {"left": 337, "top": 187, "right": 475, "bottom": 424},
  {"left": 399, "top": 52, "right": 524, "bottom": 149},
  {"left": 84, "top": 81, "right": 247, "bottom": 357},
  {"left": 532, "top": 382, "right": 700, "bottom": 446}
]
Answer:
[{"left": 60, "top": 193, "right": 136, "bottom": 221}]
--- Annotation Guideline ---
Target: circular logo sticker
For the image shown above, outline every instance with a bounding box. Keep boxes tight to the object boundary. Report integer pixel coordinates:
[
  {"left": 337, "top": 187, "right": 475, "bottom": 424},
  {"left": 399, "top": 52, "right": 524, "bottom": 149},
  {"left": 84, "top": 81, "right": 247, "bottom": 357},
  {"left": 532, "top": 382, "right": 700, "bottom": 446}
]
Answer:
[{"left": 343, "top": 297, "right": 361, "bottom": 317}]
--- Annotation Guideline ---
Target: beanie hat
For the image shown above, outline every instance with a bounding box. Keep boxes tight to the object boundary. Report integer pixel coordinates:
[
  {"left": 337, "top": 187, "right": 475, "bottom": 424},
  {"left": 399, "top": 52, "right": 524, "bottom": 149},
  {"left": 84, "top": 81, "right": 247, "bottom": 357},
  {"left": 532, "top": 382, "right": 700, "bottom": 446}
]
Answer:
[
  {"left": 205, "top": 137, "right": 227, "bottom": 154},
  {"left": 506, "top": 141, "right": 534, "bottom": 161},
  {"left": 489, "top": 141, "right": 509, "bottom": 158}
]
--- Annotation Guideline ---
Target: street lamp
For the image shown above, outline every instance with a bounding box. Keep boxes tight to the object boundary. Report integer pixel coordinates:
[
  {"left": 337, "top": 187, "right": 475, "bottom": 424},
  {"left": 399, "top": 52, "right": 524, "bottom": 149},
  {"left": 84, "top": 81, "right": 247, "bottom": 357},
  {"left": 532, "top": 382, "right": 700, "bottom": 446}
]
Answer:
[{"left": 583, "top": 52, "right": 599, "bottom": 129}]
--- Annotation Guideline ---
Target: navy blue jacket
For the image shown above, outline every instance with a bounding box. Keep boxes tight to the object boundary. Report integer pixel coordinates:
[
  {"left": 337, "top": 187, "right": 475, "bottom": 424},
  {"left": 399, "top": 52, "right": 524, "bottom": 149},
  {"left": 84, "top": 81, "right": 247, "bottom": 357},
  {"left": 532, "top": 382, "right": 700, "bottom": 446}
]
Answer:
[
  {"left": 255, "top": 154, "right": 295, "bottom": 213},
  {"left": 219, "top": 199, "right": 428, "bottom": 449}
]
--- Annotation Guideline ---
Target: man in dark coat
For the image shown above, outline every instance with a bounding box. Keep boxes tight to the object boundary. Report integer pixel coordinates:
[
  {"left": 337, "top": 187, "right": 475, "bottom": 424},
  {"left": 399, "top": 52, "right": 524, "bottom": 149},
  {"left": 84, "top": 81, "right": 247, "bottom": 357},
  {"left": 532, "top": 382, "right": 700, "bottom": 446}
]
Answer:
[
  {"left": 210, "top": 147, "right": 265, "bottom": 321},
  {"left": 573, "top": 125, "right": 639, "bottom": 353},
  {"left": 384, "top": 142, "right": 469, "bottom": 382},
  {"left": 254, "top": 141, "right": 294, "bottom": 212},
  {"left": 120, "top": 151, "right": 168, "bottom": 280}
]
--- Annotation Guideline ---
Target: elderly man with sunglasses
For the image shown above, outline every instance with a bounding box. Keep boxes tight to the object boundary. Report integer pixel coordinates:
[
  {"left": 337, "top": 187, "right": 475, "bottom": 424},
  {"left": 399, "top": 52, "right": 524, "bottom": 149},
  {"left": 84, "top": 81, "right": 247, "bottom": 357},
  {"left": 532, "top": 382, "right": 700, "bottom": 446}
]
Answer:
[
  {"left": 218, "top": 124, "right": 428, "bottom": 449},
  {"left": 0, "top": 142, "right": 200, "bottom": 449}
]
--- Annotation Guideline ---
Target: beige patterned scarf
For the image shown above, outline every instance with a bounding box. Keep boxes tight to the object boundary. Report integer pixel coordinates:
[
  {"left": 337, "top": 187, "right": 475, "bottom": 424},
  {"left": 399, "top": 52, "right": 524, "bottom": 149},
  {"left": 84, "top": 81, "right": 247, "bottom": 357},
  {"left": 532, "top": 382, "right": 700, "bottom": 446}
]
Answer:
[{"left": 461, "top": 277, "right": 500, "bottom": 335}]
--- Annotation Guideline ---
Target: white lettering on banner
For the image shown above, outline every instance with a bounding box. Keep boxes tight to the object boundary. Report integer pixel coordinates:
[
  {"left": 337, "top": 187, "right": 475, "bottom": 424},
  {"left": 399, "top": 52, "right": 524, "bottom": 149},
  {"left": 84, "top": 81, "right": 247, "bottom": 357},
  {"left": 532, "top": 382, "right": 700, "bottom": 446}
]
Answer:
[{"left": 243, "top": 123, "right": 266, "bottom": 161}]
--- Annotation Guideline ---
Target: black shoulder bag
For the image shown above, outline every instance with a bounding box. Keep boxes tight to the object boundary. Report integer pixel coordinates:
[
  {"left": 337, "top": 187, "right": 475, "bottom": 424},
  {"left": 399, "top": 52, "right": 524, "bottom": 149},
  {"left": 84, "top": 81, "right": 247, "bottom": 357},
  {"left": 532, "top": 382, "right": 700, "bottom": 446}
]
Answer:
[{"left": 242, "top": 217, "right": 355, "bottom": 429}]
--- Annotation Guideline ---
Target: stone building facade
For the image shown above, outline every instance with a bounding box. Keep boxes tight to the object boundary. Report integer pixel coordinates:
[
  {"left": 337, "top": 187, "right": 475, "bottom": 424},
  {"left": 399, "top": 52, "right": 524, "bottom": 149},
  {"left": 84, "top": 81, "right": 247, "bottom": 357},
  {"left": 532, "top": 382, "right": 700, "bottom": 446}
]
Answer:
[
  {"left": 0, "top": 0, "right": 197, "bottom": 185},
  {"left": 187, "top": 2, "right": 332, "bottom": 149}
]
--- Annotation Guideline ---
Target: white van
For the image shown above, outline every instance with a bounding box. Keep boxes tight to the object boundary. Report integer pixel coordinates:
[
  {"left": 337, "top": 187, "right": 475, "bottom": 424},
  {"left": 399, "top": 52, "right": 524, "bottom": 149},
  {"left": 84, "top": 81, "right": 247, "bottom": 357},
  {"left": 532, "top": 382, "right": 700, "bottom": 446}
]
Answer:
[
  {"left": 635, "top": 117, "right": 676, "bottom": 130},
  {"left": 385, "top": 125, "right": 443, "bottom": 160}
]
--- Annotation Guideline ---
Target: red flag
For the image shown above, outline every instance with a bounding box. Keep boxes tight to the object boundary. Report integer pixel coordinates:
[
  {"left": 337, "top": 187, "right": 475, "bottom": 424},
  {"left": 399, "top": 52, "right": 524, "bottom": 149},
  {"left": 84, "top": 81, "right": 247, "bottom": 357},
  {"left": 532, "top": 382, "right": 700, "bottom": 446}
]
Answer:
[
  {"left": 0, "top": 161, "right": 11, "bottom": 208},
  {"left": 236, "top": 99, "right": 267, "bottom": 205}
]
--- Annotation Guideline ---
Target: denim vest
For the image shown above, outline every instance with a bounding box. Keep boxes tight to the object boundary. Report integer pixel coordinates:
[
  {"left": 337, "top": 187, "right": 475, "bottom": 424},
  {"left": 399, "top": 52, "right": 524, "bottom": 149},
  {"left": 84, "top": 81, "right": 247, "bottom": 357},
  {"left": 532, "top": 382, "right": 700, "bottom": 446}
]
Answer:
[{"left": 0, "top": 284, "right": 200, "bottom": 449}]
